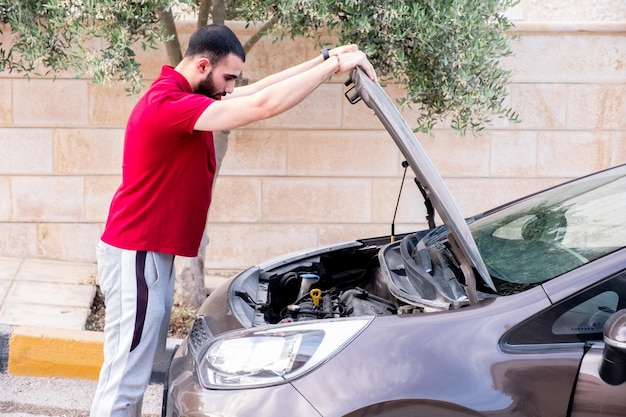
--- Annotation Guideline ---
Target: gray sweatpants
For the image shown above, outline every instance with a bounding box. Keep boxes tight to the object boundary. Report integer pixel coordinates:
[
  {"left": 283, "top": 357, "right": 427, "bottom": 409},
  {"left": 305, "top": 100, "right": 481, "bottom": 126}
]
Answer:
[{"left": 90, "top": 240, "right": 175, "bottom": 417}]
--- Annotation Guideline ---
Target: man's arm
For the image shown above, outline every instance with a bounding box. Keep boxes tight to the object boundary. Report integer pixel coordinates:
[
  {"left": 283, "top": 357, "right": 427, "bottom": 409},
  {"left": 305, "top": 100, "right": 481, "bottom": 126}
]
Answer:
[
  {"left": 227, "top": 44, "right": 360, "bottom": 99},
  {"left": 193, "top": 50, "right": 376, "bottom": 132}
]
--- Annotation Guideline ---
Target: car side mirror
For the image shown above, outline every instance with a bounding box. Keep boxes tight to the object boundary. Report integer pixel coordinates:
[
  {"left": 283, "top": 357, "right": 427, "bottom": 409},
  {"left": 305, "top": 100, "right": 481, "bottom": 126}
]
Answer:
[{"left": 599, "top": 309, "right": 626, "bottom": 385}]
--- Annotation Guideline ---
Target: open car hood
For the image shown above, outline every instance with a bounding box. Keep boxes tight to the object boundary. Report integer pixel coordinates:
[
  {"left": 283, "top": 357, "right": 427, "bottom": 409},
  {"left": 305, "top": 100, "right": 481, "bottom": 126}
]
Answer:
[{"left": 346, "top": 68, "right": 496, "bottom": 298}]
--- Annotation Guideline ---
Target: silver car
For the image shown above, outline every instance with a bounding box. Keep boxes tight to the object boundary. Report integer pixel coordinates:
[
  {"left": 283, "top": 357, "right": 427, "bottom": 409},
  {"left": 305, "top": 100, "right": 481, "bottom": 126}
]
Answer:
[{"left": 164, "top": 68, "right": 626, "bottom": 417}]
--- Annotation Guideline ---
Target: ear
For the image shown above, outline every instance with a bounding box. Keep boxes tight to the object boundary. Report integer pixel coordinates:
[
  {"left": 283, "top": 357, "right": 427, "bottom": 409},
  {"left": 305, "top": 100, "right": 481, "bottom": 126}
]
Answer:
[{"left": 196, "top": 56, "right": 211, "bottom": 74}]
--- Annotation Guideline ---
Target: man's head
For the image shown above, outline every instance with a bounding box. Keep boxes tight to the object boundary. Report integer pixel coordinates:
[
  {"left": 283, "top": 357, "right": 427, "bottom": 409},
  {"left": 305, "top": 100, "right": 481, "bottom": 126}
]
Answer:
[
  {"left": 184, "top": 24, "right": 246, "bottom": 66},
  {"left": 182, "top": 24, "right": 246, "bottom": 99}
]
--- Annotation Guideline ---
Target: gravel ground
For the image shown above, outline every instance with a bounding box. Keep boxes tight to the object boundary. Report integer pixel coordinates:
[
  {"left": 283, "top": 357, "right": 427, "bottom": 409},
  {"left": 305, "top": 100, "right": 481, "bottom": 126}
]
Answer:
[{"left": 0, "top": 374, "right": 163, "bottom": 417}]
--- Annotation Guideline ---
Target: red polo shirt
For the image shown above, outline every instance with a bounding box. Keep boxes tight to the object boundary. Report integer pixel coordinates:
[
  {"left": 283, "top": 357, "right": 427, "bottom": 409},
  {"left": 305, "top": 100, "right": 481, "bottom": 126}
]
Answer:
[{"left": 101, "top": 66, "right": 217, "bottom": 257}]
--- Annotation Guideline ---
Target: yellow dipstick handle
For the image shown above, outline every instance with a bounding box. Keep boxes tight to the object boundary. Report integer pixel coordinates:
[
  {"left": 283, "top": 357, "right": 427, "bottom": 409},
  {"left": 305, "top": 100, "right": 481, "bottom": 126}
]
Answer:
[{"left": 310, "top": 289, "right": 322, "bottom": 307}]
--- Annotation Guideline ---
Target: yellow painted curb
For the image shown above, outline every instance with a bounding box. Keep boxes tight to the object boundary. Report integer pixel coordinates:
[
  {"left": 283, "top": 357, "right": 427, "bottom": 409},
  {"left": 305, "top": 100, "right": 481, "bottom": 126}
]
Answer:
[{"left": 8, "top": 326, "right": 103, "bottom": 380}]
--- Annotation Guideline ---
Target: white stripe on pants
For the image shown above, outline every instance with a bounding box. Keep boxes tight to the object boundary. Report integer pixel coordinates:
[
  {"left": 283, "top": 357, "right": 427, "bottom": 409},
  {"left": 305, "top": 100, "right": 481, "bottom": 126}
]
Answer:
[{"left": 91, "top": 240, "right": 175, "bottom": 417}]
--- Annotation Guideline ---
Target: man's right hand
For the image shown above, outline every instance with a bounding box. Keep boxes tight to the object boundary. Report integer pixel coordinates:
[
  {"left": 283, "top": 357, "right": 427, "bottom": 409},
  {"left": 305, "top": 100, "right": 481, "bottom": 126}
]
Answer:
[{"left": 335, "top": 50, "right": 378, "bottom": 83}]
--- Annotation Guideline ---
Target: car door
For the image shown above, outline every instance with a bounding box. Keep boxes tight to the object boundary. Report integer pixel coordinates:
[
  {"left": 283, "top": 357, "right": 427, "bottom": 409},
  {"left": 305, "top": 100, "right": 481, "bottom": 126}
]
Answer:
[
  {"left": 570, "top": 344, "right": 625, "bottom": 417},
  {"left": 502, "top": 270, "right": 626, "bottom": 417},
  {"left": 567, "top": 272, "right": 626, "bottom": 417}
]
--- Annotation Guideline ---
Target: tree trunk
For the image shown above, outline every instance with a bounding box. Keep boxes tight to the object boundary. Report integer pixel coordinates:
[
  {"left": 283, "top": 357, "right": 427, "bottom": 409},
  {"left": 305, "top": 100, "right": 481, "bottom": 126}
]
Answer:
[
  {"left": 173, "top": 129, "right": 229, "bottom": 308},
  {"left": 197, "top": 0, "right": 211, "bottom": 28},
  {"left": 213, "top": 0, "right": 226, "bottom": 24},
  {"left": 173, "top": 0, "right": 262, "bottom": 310},
  {"left": 157, "top": 7, "right": 183, "bottom": 66},
  {"left": 173, "top": 0, "right": 227, "bottom": 310}
]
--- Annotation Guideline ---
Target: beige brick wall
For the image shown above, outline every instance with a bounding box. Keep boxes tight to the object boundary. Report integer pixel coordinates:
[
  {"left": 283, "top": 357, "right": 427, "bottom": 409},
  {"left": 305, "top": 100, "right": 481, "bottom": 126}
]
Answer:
[{"left": 0, "top": 0, "right": 624, "bottom": 276}]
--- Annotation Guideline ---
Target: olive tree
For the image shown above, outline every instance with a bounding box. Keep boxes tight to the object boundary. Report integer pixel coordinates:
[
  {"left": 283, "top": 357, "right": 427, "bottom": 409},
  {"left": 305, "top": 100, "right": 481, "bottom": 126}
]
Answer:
[
  {"left": 1, "top": 0, "right": 520, "bottom": 129},
  {"left": 0, "top": 0, "right": 520, "bottom": 310},
  {"left": 235, "top": 0, "right": 520, "bottom": 133},
  {"left": 0, "top": 1, "right": 230, "bottom": 93}
]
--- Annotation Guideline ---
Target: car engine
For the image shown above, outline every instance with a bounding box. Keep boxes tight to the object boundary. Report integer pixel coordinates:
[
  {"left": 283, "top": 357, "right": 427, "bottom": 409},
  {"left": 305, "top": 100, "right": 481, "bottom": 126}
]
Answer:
[{"left": 251, "top": 234, "right": 452, "bottom": 326}]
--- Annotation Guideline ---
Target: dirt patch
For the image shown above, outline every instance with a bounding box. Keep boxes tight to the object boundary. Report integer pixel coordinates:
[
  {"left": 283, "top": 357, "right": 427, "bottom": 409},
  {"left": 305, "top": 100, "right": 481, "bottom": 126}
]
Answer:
[
  {"left": 85, "top": 286, "right": 197, "bottom": 339},
  {"left": 84, "top": 286, "right": 106, "bottom": 332}
]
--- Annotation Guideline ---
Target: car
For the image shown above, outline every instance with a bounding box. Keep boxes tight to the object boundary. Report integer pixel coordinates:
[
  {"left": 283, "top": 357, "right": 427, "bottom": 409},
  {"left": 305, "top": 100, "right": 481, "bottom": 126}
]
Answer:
[{"left": 163, "top": 68, "right": 626, "bottom": 417}]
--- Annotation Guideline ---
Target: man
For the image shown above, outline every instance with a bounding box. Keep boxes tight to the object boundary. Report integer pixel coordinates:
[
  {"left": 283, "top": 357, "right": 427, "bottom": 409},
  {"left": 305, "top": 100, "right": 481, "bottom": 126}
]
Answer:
[{"left": 90, "top": 24, "right": 377, "bottom": 417}]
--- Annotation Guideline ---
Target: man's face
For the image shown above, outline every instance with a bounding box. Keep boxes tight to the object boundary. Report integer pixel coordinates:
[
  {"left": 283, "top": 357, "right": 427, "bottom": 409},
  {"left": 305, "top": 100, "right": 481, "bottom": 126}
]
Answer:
[
  {"left": 197, "top": 70, "right": 221, "bottom": 99},
  {"left": 197, "top": 53, "right": 244, "bottom": 99}
]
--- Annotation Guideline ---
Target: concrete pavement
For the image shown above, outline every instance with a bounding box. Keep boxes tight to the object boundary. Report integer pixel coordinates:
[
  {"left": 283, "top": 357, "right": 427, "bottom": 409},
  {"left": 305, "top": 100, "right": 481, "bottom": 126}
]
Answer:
[
  {"left": 0, "top": 257, "right": 182, "bottom": 382},
  {"left": 0, "top": 373, "right": 164, "bottom": 417}
]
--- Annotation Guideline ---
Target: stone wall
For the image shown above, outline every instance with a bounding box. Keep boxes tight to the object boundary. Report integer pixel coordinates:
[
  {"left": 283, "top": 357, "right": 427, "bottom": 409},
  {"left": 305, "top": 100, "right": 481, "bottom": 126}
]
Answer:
[{"left": 0, "top": 0, "right": 624, "bottom": 277}]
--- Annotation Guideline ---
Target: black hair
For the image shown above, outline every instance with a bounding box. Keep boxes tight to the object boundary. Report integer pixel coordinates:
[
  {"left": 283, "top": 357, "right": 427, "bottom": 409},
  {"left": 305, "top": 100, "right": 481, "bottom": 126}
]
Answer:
[{"left": 184, "top": 24, "right": 246, "bottom": 65}]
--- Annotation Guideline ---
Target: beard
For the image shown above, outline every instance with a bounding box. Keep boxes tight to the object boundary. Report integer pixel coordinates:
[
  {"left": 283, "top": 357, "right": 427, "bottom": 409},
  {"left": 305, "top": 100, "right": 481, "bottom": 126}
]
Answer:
[{"left": 197, "top": 70, "right": 225, "bottom": 100}]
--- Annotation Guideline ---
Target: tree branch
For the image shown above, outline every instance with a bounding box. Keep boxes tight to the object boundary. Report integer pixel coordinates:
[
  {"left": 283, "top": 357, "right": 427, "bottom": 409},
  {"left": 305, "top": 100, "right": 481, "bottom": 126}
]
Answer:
[
  {"left": 197, "top": 0, "right": 211, "bottom": 28},
  {"left": 213, "top": 0, "right": 226, "bottom": 24},
  {"left": 242, "top": 15, "right": 277, "bottom": 53},
  {"left": 157, "top": 6, "right": 182, "bottom": 66}
]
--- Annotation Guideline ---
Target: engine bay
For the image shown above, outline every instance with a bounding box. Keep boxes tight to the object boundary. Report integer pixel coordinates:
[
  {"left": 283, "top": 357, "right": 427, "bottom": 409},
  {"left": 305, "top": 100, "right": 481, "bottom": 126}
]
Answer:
[
  {"left": 245, "top": 231, "right": 476, "bottom": 326},
  {"left": 259, "top": 242, "right": 396, "bottom": 324}
]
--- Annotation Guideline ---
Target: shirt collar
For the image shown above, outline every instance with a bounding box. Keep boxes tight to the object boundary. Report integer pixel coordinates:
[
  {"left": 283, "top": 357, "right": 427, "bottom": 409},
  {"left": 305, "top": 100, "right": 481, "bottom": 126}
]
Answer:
[{"left": 160, "top": 65, "right": 193, "bottom": 93}]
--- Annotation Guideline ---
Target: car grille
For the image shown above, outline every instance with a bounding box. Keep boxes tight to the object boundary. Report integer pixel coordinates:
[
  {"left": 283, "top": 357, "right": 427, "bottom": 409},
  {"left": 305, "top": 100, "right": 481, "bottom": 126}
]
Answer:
[{"left": 188, "top": 317, "right": 212, "bottom": 353}]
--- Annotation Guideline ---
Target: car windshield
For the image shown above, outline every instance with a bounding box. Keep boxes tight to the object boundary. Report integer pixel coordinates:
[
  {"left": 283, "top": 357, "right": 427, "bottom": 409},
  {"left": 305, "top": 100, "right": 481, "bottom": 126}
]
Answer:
[{"left": 470, "top": 165, "right": 626, "bottom": 295}]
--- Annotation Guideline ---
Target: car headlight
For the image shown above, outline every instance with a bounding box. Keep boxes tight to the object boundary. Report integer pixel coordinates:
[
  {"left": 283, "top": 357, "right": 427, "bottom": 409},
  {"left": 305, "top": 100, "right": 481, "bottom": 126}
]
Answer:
[{"left": 196, "top": 317, "right": 372, "bottom": 389}]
